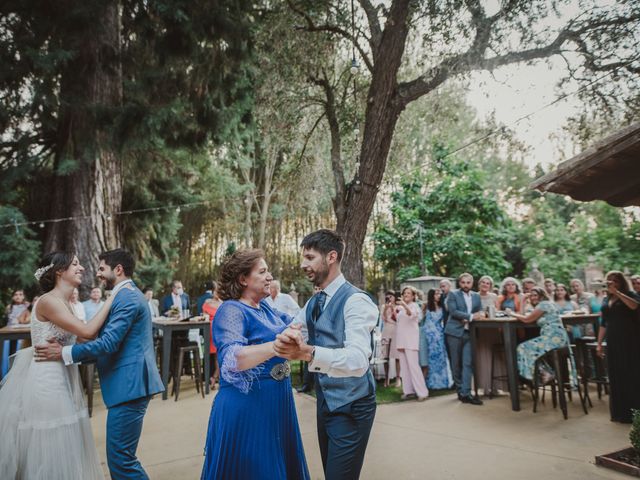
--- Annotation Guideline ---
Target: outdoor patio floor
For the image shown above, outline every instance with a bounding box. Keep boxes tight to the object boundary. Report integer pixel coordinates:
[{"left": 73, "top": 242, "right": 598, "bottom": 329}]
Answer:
[{"left": 90, "top": 382, "right": 631, "bottom": 479}]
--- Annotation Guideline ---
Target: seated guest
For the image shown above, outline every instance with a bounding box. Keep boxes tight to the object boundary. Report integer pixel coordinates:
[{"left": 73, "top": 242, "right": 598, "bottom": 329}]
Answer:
[
  {"left": 543, "top": 278, "right": 556, "bottom": 299},
  {"left": 17, "top": 296, "right": 38, "bottom": 325},
  {"left": 82, "top": 287, "right": 104, "bottom": 321},
  {"left": 554, "top": 283, "right": 581, "bottom": 339},
  {"left": 395, "top": 286, "right": 428, "bottom": 401},
  {"left": 144, "top": 287, "right": 160, "bottom": 318},
  {"left": 423, "top": 289, "right": 452, "bottom": 390},
  {"left": 197, "top": 281, "right": 215, "bottom": 315},
  {"left": 496, "top": 277, "right": 524, "bottom": 314},
  {"left": 596, "top": 270, "right": 640, "bottom": 423},
  {"left": 522, "top": 277, "right": 537, "bottom": 313},
  {"left": 162, "top": 280, "right": 191, "bottom": 318},
  {"left": 265, "top": 280, "right": 300, "bottom": 317},
  {"left": 508, "top": 288, "right": 571, "bottom": 383},
  {"left": 476, "top": 276, "right": 506, "bottom": 395},
  {"left": 445, "top": 273, "right": 484, "bottom": 405}
]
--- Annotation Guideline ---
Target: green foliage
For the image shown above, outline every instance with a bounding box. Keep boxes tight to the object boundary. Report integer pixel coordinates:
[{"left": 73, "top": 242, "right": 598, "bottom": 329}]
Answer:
[
  {"left": 631, "top": 410, "right": 640, "bottom": 452},
  {"left": 374, "top": 160, "right": 515, "bottom": 281},
  {"left": 0, "top": 207, "right": 40, "bottom": 305}
]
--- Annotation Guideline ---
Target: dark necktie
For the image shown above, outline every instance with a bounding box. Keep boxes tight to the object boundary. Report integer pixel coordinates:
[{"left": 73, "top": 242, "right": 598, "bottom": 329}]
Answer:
[{"left": 312, "top": 291, "right": 327, "bottom": 322}]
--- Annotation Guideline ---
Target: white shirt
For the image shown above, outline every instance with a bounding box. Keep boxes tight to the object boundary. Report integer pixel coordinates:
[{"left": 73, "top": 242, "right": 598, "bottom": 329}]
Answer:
[
  {"left": 462, "top": 290, "right": 473, "bottom": 329},
  {"left": 292, "top": 274, "right": 378, "bottom": 378},
  {"left": 62, "top": 279, "right": 132, "bottom": 365},
  {"left": 265, "top": 293, "right": 300, "bottom": 317}
]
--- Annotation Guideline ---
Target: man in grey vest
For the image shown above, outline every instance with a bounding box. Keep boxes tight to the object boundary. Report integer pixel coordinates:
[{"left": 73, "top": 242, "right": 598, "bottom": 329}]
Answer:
[{"left": 274, "top": 229, "right": 377, "bottom": 480}]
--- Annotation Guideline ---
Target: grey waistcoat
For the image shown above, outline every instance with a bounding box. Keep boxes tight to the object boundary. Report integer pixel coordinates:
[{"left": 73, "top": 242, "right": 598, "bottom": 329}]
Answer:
[{"left": 307, "top": 281, "right": 376, "bottom": 412}]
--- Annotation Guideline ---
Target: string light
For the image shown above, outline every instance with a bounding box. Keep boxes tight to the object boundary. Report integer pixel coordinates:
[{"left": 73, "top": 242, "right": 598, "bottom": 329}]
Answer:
[{"left": 0, "top": 200, "right": 212, "bottom": 230}]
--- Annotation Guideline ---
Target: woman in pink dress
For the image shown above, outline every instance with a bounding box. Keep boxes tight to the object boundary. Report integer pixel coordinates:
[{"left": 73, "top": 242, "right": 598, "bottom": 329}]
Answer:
[
  {"left": 395, "top": 286, "right": 429, "bottom": 401},
  {"left": 381, "top": 291, "right": 401, "bottom": 387}
]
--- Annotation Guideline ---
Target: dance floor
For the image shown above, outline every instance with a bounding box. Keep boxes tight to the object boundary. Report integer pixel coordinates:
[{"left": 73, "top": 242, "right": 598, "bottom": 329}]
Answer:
[{"left": 91, "top": 381, "right": 630, "bottom": 479}]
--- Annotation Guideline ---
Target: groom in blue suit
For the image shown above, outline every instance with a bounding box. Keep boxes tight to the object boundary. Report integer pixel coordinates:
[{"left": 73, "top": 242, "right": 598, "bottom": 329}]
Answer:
[
  {"left": 36, "top": 249, "right": 164, "bottom": 479},
  {"left": 444, "top": 272, "right": 485, "bottom": 406}
]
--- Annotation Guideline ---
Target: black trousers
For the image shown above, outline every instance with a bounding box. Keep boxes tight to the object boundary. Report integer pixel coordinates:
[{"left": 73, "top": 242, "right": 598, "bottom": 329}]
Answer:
[{"left": 316, "top": 389, "right": 376, "bottom": 480}]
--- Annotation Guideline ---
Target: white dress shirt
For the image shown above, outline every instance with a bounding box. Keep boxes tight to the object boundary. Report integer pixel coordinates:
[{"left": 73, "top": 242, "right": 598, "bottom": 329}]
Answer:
[
  {"left": 62, "top": 279, "right": 131, "bottom": 365},
  {"left": 292, "top": 274, "right": 378, "bottom": 378},
  {"left": 462, "top": 290, "right": 473, "bottom": 329},
  {"left": 265, "top": 293, "right": 300, "bottom": 317}
]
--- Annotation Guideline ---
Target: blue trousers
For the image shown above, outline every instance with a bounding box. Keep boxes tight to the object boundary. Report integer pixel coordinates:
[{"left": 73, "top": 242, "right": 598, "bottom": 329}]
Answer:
[
  {"left": 316, "top": 390, "right": 376, "bottom": 480},
  {"left": 106, "top": 396, "right": 151, "bottom": 480},
  {"left": 446, "top": 332, "right": 473, "bottom": 397}
]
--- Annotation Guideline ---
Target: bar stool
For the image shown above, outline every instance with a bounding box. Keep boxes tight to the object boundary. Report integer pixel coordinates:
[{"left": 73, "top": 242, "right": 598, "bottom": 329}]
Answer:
[
  {"left": 172, "top": 345, "right": 204, "bottom": 401},
  {"left": 488, "top": 343, "right": 508, "bottom": 398},
  {"left": 531, "top": 346, "right": 588, "bottom": 419},
  {"left": 583, "top": 342, "right": 609, "bottom": 401}
]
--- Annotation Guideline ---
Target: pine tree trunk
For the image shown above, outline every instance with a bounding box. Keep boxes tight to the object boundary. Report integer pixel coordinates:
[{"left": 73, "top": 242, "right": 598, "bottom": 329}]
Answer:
[{"left": 45, "top": 2, "right": 122, "bottom": 292}]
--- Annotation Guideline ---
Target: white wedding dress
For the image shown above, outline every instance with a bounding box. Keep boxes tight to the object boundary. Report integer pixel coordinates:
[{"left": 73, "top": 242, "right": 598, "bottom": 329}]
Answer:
[{"left": 0, "top": 306, "right": 104, "bottom": 479}]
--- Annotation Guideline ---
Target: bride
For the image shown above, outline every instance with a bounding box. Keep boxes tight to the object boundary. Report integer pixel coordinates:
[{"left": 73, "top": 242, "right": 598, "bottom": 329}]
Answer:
[{"left": 0, "top": 252, "right": 115, "bottom": 479}]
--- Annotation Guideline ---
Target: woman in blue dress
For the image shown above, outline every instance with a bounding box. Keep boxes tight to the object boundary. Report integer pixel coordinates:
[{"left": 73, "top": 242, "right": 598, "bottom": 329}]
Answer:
[
  {"left": 200, "top": 249, "right": 310, "bottom": 480},
  {"left": 422, "top": 288, "right": 452, "bottom": 390}
]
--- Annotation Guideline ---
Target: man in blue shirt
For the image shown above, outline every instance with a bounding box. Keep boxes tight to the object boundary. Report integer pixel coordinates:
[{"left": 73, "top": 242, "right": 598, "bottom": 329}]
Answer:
[{"left": 82, "top": 287, "right": 104, "bottom": 321}]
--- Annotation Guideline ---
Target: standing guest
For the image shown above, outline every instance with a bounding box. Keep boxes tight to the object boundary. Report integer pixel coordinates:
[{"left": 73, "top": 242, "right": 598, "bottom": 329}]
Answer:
[
  {"left": 570, "top": 278, "right": 595, "bottom": 336},
  {"left": 509, "top": 288, "right": 571, "bottom": 382},
  {"left": 570, "top": 278, "right": 594, "bottom": 313},
  {"left": 5, "top": 289, "right": 29, "bottom": 344},
  {"left": 591, "top": 289, "right": 604, "bottom": 315},
  {"left": 445, "top": 273, "right": 484, "bottom": 405},
  {"left": 418, "top": 300, "right": 430, "bottom": 379},
  {"left": 162, "top": 280, "right": 191, "bottom": 318},
  {"left": 265, "top": 280, "right": 301, "bottom": 318},
  {"left": 17, "top": 296, "right": 38, "bottom": 325},
  {"left": 630, "top": 274, "right": 640, "bottom": 294},
  {"left": 197, "top": 281, "right": 215, "bottom": 315},
  {"left": 554, "top": 283, "right": 581, "bottom": 340},
  {"left": 395, "top": 286, "right": 429, "bottom": 401},
  {"left": 475, "top": 275, "right": 506, "bottom": 395},
  {"left": 423, "top": 289, "right": 452, "bottom": 390},
  {"left": 596, "top": 271, "right": 640, "bottom": 423},
  {"left": 82, "top": 287, "right": 104, "bottom": 321},
  {"left": 496, "top": 277, "right": 524, "bottom": 314},
  {"left": 440, "top": 279, "right": 452, "bottom": 326},
  {"left": 144, "top": 287, "right": 160, "bottom": 318},
  {"left": 544, "top": 278, "right": 556, "bottom": 299},
  {"left": 69, "top": 288, "right": 86, "bottom": 322},
  {"left": 522, "top": 277, "right": 537, "bottom": 313},
  {"left": 202, "top": 284, "right": 222, "bottom": 389},
  {"left": 381, "top": 291, "right": 401, "bottom": 388},
  {"left": 200, "top": 249, "right": 310, "bottom": 479}
]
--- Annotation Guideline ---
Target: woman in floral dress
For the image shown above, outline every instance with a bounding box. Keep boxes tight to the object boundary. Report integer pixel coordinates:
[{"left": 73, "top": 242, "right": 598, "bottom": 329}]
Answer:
[{"left": 507, "top": 288, "right": 571, "bottom": 381}]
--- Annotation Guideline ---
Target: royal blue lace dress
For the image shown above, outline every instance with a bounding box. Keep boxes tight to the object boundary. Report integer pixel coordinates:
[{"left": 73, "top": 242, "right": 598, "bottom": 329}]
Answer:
[{"left": 200, "top": 299, "right": 310, "bottom": 480}]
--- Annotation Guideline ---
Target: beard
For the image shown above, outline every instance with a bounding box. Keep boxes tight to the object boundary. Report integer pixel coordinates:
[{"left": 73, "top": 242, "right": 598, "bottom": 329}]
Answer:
[
  {"left": 102, "top": 273, "right": 117, "bottom": 290},
  {"left": 308, "top": 260, "right": 330, "bottom": 287}
]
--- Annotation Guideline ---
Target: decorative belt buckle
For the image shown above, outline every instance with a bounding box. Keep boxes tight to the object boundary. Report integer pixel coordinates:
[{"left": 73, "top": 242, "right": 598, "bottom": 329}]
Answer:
[{"left": 270, "top": 361, "right": 291, "bottom": 381}]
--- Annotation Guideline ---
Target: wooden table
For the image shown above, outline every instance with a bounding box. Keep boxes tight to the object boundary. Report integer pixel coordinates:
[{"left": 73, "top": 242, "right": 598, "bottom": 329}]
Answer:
[
  {"left": 0, "top": 325, "right": 31, "bottom": 380},
  {"left": 153, "top": 318, "right": 211, "bottom": 400},
  {"left": 560, "top": 313, "right": 600, "bottom": 331},
  {"left": 470, "top": 317, "right": 538, "bottom": 411}
]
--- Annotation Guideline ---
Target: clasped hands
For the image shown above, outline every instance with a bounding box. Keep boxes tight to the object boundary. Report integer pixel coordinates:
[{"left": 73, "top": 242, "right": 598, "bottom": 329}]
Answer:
[{"left": 273, "top": 324, "right": 314, "bottom": 362}]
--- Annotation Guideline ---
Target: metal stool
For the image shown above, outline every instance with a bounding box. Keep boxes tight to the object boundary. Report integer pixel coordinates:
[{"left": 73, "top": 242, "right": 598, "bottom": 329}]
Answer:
[
  {"left": 172, "top": 345, "right": 204, "bottom": 401},
  {"left": 583, "top": 342, "right": 609, "bottom": 402},
  {"left": 488, "top": 343, "right": 508, "bottom": 398}
]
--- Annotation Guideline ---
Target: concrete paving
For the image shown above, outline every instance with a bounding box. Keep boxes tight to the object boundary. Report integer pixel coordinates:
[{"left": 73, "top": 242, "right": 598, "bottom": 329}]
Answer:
[{"left": 90, "top": 382, "right": 631, "bottom": 479}]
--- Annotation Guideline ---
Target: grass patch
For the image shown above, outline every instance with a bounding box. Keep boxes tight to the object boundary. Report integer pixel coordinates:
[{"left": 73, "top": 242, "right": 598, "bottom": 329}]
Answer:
[{"left": 290, "top": 361, "right": 455, "bottom": 404}]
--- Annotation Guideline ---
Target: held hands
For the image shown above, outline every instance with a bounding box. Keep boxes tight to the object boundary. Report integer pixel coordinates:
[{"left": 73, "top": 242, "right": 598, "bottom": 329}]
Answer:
[
  {"left": 273, "top": 324, "right": 313, "bottom": 361},
  {"left": 472, "top": 311, "right": 486, "bottom": 321},
  {"left": 34, "top": 337, "right": 63, "bottom": 362}
]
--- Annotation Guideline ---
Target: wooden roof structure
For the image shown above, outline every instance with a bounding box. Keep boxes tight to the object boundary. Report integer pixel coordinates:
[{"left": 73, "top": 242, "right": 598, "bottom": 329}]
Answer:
[{"left": 530, "top": 122, "right": 640, "bottom": 207}]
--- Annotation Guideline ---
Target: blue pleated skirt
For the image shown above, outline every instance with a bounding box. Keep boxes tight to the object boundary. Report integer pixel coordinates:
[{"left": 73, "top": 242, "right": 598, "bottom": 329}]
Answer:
[{"left": 201, "top": 374, "right": 310, "bottom": 480}]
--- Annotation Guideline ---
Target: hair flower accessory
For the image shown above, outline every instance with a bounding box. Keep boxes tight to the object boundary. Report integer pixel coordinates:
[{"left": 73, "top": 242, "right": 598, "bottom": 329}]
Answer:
[{"left": 34, "top": 263, "right": 54, "bottom": 281}]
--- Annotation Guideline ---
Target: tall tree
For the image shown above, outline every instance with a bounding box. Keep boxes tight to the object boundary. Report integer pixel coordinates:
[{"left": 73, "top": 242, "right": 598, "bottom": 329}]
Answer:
[{"left": 289, "top": 0, "right": 640, "bottom": 286}]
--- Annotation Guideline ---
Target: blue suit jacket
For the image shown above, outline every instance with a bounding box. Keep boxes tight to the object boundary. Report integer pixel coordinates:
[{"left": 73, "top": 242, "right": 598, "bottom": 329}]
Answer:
[
  {"left": 71, "top": 282, "right": 165, "bottom": 408},
  {"left": 161, "top": 292, "right": 190, "bottom": 315},
  {"left": 444, "top": 289, "right": 483, "bottom": 338}
]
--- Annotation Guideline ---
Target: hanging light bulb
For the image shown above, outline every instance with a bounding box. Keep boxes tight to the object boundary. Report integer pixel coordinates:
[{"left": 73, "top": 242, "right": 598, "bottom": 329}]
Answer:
[
  {"left": 39, "top": 222, "right": 45, "bottom": 228},
  {"left": 175, "top": 206, "right": 181, "bottom": 214},
  {"left": 350, "top": 58, "right": 360, "bottom": 75}
]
